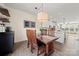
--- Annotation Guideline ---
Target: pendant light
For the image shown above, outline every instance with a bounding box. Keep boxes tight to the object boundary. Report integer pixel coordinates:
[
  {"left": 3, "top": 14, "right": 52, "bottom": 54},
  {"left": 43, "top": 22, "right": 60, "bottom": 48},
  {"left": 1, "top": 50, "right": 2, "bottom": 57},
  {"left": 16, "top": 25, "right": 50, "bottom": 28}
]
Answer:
[{"left": 37, "top": 3, "right": 48, "bottom": 24}]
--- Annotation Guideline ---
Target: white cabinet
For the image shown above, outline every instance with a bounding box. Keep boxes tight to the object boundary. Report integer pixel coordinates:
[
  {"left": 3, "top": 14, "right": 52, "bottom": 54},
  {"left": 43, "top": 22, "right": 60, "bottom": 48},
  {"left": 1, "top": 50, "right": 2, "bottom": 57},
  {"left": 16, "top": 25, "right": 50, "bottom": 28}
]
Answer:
[{"left": 55, "top": 30, "right": 64, "bottom": 44}]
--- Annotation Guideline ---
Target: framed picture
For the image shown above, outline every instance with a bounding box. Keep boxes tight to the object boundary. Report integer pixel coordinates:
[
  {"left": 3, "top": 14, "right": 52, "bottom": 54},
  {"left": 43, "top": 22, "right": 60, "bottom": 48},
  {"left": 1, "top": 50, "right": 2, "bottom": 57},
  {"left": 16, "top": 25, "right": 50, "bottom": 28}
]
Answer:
[
  {"left": 24, "top": 20, "right": 30, "bottom": 28},
  {"left": 31, "top": 21, "right": 35, "bottom": 28},
  {"left": 24, "top": 20, "right": 35, "bottom": 28}
]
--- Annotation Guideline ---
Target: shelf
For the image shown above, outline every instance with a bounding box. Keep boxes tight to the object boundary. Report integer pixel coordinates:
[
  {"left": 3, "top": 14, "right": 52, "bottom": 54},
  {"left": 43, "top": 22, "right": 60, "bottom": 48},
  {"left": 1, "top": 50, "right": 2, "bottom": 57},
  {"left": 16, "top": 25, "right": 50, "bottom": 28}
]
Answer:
[
  {"left": 0, "top": 7, "right": 10, "bottom": 17},
  {"left": 0, "top": 18, "right": 10, "bottom": 23}
]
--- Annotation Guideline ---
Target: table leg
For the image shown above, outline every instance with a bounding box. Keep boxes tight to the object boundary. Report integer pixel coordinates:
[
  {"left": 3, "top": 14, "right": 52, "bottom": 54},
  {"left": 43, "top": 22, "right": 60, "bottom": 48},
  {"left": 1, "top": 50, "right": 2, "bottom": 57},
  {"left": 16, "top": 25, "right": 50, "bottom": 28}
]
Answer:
[
  {"left": 44, "top": 42, "right": 55, "bottom": 56},
  {"left": 45, "top": 44, "right": 48, "bottom": 56}
]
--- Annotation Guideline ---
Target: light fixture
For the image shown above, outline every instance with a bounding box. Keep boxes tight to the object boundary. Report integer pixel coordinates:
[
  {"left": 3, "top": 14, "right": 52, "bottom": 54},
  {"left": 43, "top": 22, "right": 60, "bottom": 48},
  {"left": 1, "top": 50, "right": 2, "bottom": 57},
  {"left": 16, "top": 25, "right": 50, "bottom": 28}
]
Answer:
[
  {"left": 35, "top": 4, "right": 48, "bottom": 35},
  {"left": 36, "top": 3, "right": 48, "bottom": 24},
  {"left": 37, "top": 11, "right": 48, "bottom": 23}
]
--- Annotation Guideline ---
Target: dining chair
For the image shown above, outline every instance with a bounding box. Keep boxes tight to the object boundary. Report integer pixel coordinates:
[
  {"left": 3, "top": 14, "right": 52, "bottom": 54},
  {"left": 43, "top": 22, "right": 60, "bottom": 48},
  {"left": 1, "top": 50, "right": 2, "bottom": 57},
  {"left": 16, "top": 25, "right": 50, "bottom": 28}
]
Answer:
[
  {"left": 26, "top": 30, "right": 31, "bottom": 48},
  {"left": 26, "top": 29, "right": 45, "bottom": 55}
]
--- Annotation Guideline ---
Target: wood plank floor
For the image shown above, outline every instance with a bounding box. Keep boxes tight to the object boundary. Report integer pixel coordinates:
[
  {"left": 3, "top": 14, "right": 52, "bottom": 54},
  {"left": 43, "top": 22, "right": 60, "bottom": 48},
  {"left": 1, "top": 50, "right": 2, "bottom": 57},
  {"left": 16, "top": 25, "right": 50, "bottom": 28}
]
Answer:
[{"left": 8, "top": 34, "right": 79, "bottom": 56}]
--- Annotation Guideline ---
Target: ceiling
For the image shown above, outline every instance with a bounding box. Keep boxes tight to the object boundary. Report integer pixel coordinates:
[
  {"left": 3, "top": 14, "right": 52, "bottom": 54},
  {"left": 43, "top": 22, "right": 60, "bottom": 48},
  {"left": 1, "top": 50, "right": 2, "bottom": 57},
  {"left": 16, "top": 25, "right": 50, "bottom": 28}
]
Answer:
[{"left": 4, "top": 3, "right": 79, "bottom": 23}]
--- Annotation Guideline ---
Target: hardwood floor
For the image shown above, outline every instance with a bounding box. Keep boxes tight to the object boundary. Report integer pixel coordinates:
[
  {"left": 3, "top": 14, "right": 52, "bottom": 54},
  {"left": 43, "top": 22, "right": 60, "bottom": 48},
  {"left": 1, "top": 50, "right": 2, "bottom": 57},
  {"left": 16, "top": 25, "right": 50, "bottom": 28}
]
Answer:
[{"left": 8, "top": 34, "right": 79, "bottom": 56}]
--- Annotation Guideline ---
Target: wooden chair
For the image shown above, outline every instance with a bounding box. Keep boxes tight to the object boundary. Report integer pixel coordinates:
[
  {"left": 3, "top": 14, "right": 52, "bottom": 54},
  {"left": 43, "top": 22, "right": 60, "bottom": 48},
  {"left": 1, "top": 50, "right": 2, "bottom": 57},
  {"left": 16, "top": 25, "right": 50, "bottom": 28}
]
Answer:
[
  {"left": 26, "top": 29, "right": 45, "bottom": 55},
  {"left": 26, "top": 30, "right": 31, "bottom": 48}
]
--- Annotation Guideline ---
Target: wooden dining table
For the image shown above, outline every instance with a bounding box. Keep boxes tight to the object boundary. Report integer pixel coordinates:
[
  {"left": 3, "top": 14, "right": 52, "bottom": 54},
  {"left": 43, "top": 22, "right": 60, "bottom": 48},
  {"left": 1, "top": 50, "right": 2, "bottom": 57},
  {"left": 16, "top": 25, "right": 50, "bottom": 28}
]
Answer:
[{"left": 36, "top": 35, "right": 59, "bottom": 56}]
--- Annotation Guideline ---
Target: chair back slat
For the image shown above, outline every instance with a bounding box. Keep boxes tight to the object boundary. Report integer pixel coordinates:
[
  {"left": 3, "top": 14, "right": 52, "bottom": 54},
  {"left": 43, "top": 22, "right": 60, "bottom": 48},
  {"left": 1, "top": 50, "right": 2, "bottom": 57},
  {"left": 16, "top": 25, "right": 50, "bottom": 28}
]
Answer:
[{"left": 27, "top": 29, "right": 37, "bottom": 48}]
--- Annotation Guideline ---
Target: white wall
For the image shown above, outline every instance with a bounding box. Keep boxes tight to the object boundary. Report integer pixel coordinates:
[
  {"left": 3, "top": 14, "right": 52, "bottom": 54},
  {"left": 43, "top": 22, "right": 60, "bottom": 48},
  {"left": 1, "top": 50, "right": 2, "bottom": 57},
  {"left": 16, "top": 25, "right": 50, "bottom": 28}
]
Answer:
[
  {"left": 6, "top": 7, "right": 36, "bottom": 43},
  {"left": 4, "top": 4, "right": 79, "bottom": 44}
]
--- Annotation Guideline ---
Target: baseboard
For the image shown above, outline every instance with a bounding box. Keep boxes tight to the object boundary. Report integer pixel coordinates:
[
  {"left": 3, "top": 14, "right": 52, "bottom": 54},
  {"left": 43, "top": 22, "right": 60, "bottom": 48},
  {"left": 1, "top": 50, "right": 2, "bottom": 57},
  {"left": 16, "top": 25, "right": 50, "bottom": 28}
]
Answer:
[{"left": 14, "top": 40, "right": 27, "bottom": 44}]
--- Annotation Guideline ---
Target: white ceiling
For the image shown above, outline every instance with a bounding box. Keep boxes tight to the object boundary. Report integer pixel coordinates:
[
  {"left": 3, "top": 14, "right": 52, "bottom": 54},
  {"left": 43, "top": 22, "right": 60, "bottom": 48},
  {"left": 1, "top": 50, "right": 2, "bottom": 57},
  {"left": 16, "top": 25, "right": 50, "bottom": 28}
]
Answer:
[{"left": 4, "top": 3, "right": 79, "bottom": 23}]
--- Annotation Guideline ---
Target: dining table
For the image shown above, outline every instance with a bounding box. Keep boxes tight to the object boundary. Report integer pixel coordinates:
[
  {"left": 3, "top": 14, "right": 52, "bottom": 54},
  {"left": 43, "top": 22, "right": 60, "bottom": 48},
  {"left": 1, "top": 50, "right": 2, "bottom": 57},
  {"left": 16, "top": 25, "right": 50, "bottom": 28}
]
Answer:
[{"left": 36, "top": 35, "right": 59, "bottom": 56}]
